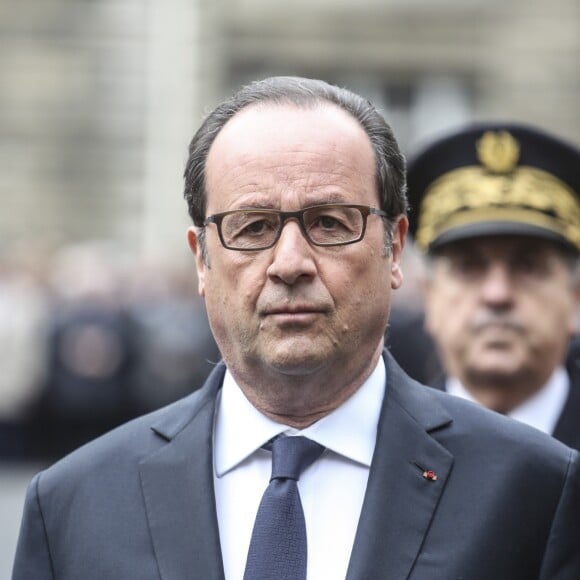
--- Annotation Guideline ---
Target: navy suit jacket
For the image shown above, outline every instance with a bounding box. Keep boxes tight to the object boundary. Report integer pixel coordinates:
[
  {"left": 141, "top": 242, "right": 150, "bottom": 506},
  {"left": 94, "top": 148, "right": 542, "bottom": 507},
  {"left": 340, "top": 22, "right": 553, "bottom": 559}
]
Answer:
[{"left": 12, "top": 352, "right": 580, "bottom": 579}]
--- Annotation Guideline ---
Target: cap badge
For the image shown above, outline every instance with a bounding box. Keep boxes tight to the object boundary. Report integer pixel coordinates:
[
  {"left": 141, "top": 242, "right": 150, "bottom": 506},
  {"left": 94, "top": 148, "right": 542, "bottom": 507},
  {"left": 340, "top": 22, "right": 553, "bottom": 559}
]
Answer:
[{"left": 476, "top": 130, "right": 520, "bottom": 174}]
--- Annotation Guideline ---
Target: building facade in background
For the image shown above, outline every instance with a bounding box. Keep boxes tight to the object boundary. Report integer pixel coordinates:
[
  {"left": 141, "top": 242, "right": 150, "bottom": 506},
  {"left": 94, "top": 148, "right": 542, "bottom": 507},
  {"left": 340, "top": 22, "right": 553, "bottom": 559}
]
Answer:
[{"left": 1, "top": 0, "right": 579, "bottom": 256}]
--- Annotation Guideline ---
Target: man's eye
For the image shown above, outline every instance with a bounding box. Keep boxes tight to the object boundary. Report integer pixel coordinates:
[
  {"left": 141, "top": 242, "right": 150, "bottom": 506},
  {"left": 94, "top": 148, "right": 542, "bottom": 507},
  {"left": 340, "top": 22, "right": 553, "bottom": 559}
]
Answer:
[
  {"left": 311, "top": 212, "right": 355, "bottom": 232},
  {"left": 512, "top": 255, "right": 548, "bottom": 277},
  {"left": 243, "top": 220, "right": 268, "bottom": 234},
  {"left": 316, "top": 215, "right": 341, "bottom": 229},
  {"left": 447, "top": 256, "right": 486, "bottom": 277},
  {"left": 239, "top": 217, "right": 278, "bottom": 236},
  {"left": 458, "top": 259, "right": 482, "bottom": 270}
]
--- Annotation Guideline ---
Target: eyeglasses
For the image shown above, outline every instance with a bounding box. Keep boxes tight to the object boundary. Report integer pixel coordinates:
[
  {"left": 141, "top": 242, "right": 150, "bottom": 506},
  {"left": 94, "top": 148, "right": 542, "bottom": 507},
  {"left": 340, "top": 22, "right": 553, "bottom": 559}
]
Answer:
[{"left": 203, "top": 203, "right": 387, "bottom": 251}]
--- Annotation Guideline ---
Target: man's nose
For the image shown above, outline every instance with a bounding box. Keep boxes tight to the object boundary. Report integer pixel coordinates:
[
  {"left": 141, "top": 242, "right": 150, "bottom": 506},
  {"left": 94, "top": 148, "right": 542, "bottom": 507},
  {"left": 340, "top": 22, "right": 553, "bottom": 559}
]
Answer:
[
  {"left": 480, "top": 263, "right": 515, "bottom": 305},
  {"left": 266, "top": 220, "right": 317, "bottom": 284}
]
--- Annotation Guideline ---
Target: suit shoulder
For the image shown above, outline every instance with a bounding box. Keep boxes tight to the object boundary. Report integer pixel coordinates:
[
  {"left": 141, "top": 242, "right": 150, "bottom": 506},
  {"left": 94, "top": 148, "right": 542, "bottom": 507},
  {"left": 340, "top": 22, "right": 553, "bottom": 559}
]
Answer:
[{"left": 385, "top": 351, "right": 575, "bottom": 463}]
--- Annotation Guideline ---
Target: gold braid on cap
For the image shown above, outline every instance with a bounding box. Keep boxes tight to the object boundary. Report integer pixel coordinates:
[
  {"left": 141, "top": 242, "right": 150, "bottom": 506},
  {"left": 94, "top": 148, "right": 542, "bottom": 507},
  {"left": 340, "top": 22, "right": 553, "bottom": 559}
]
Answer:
[{"left": 415, "top": 131, "right": 580, "bottom": 251}]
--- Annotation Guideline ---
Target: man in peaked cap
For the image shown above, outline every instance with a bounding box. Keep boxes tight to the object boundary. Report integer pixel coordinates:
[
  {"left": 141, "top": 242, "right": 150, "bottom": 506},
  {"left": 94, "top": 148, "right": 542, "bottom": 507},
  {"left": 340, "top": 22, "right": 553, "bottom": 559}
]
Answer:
[{"left": 408, "top": 122, "right": 580, "bottom": 450}]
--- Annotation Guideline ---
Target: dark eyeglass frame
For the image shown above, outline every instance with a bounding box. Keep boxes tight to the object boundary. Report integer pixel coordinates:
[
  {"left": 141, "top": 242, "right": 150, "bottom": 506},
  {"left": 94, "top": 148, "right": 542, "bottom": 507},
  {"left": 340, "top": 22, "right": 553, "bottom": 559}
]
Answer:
[{"left": 203, "top": 203, "right": 388, "bottom": 251}]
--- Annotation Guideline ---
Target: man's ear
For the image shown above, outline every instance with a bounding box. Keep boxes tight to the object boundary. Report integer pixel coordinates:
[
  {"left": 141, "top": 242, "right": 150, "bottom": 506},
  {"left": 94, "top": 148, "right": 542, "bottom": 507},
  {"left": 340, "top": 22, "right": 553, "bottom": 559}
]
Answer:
[
  {"left": 186, "top": 227, "right": 206, "bottom": 297},
  {"left": 390, "top": 215, "right": 408, "bottom": 290}
]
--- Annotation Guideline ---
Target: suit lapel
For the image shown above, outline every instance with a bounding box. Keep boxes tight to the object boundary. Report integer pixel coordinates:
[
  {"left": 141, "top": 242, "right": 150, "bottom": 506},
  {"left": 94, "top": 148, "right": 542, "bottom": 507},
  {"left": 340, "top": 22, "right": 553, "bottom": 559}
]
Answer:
[
  {"left": 346, "top": 353, "right": 454, "bottom": 580},
  {"left": 139, "top": 365, "right": 226, "bottom": 580}
]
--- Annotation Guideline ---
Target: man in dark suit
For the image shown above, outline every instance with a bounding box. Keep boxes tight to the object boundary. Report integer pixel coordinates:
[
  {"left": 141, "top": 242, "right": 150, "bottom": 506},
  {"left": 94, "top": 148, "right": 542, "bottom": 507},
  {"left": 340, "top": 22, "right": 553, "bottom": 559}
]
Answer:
[
  {"left": 13, "top": 79, "right": 580, "bottom": 579},
  {"left": 407, "top": 123, "right": 580, "bottom": 451}
]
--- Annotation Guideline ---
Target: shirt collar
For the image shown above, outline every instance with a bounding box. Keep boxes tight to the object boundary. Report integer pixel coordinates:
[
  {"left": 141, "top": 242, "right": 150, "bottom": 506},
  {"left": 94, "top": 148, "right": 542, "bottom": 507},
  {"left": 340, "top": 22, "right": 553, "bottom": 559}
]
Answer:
[
  {"left": 214, "top": 357, "right": 386, "bottom": 477},
  {"left": 446, "top": 366, "right": 570, "bottom": 435}
]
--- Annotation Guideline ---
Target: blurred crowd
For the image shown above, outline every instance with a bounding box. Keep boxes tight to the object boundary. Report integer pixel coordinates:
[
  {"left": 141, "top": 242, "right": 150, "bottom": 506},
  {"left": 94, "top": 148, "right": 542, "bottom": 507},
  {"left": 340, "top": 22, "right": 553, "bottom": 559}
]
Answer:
[
  {"left": 0, "top": 240, "right": 220, "bottom": 462},
  {"left": 4, "top": 236, "right": 576, "bottom": 464}
]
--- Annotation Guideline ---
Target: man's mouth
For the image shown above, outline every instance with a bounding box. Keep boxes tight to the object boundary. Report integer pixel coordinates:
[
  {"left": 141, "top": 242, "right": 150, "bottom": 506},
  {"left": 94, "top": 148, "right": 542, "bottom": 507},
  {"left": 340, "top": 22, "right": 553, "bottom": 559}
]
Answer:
[
  {"left": 265, "top": 306, "right": 323, "bottom": 315},
  {"left": 261, "top": 305, "right": 328, "bottom": 324}
]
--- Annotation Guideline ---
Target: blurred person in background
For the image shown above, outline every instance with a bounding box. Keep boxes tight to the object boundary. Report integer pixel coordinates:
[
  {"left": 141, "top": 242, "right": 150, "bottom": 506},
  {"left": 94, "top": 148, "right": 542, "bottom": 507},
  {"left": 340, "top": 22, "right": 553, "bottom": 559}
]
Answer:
[
  {"left": 0, "top": 247, "right": 50, "bottom": 460},
  {"left": 29, "top": 242, "right": 137, "bottom": 459},
  {"left": 13, "top": 78, "right": 580, "bottom": 579},
  {"left": 408, "top": 122, "right": 580, "bottom": 450},
  {"left": 29, "top": 245, "right": 219, "bottom": 460},
  {"left": 126, "top": 259, "right": 220, "bottom": 413}
]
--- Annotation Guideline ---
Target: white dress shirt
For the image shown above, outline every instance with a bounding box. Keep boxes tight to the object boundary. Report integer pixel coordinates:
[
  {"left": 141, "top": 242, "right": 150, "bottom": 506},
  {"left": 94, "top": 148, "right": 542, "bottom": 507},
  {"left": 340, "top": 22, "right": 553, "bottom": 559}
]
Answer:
[
  {"left": 446, "top": 366, "right": 570, "bottom": 435},
  {"left": 213, "top": 357, "right": 386, "bottom": 580}
]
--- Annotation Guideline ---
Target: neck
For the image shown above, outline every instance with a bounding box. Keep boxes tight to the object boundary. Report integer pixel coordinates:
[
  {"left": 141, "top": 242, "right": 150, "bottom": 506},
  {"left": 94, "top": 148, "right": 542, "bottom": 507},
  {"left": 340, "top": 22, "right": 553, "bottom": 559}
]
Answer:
[
  {"left": 231, "top": 344, "right": 384, "bottom": 429},
  {"left": 456, "top": 370, "right": 552, "bottom": 414}
]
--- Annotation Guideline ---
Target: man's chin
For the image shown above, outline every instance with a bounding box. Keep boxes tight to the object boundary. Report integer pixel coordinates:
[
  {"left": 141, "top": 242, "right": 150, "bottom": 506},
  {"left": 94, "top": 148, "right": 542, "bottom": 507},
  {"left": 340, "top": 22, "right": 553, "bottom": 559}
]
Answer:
[
  {"left": 260, "top": 344, "right": 333, "bottom": 377},
  {"left": 467, "top": 346, "right": 526, "bottom": 374},
  {"left": 464, "top": 361, "right": 528, "bottom": 389},
  {"left": 265, "top": 355, "right": 328, "bottom": 377}
]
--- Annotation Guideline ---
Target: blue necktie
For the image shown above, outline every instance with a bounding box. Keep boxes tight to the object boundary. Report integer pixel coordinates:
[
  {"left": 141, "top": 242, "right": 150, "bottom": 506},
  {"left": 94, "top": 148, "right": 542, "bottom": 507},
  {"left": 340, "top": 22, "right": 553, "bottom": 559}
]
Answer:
[{"left": 243, "top": 436, "right": 325, "bottom": 580}]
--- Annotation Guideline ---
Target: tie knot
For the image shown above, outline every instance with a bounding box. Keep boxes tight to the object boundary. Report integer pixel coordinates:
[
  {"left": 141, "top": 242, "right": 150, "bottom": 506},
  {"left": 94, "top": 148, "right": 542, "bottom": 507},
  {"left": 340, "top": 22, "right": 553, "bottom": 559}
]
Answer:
[{"left": 269, "top": 436, "right": 325, "bottom": 481}]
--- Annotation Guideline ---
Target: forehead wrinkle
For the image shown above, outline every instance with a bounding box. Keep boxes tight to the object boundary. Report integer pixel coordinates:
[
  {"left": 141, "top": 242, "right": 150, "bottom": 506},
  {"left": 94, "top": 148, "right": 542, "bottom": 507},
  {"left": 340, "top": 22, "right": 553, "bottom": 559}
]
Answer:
[
  {"left": 209, "top": 152, "right": 369, "bottom": 208},
  {"left": 208, "top": 105, "right": 372, "bottom": 174},
  {"left": 205, "top": 102, "right": 377, "bottom": 211}
]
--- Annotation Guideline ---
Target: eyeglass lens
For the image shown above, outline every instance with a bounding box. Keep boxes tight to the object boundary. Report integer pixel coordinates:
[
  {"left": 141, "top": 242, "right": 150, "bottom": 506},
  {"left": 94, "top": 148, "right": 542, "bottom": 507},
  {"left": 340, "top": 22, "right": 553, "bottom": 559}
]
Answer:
[{"left": 220, "top": 205, "right": 366, "bottom": 249}]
